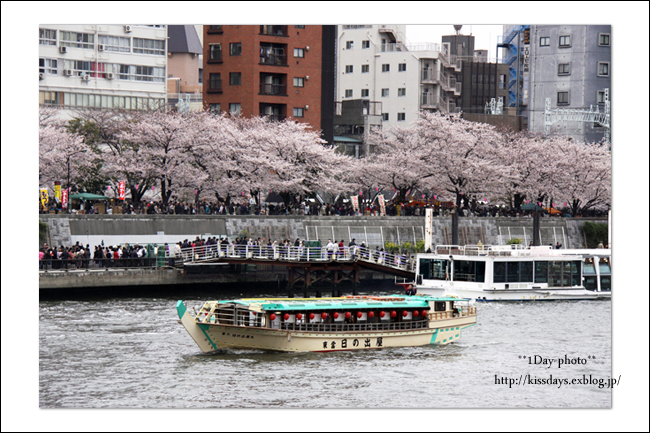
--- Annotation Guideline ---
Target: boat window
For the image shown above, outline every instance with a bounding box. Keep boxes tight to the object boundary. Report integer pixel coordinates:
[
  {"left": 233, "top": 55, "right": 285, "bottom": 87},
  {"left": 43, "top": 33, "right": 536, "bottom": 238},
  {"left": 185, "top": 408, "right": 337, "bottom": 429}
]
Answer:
[
  {"left": 475, "top": 261, "right": 485, "bottom": 283},
  {"left": 520, "top": 261, "right": 533, "bottom": 282},
  {"left": 583, "top": 258, "right": 596, "bottom": 275},
  {"left": 494, "top": 262, "right": 506, "bottom": 283},
  {"left": 419, "top": 258, "right": 449, "bottom": 280},
  {"left": 600, "top": 276, "right": 611, "bottom": 291},
  {"left": 535, "top": 261, "right": 548, "bottom": 283},
  {"left": 599, "top": 258, "right": 611, "bottom": 275},
  {"left": 507, "top": 261, "right": 521, "bottom": 282},
  {"left": 548, "top": 261, "right": 563, "bottom": 287},
  {"left": 434, "top": 301, "right": 446, "bottom": 311},
  {"left": 454, "top": 260, "right": 476, "bottom": 282},
  {"left": 584, "top": 276, "right": 597, "bottom": 291},
  {"left": 571, "top": 261, "right": 581, "bottom": 286},
  {"left": 562, "top": 261, "right": 572, "bottom": 286}
]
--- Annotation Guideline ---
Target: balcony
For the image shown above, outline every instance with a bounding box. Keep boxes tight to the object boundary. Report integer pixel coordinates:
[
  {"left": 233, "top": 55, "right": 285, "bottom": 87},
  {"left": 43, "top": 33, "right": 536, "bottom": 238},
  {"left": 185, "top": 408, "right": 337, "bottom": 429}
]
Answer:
[
  {"left": 207, "top": 48, "right": 222, "bottom": 64},
  {"left": 260, "top": 103, "right": 286, "bottom": 122},
  {"left": 259, "top": 82, "right": 287, "bottom": 96},
  {"left": 207, "top": 78, "right": 223, "bottom": 94},
  {"left": 260, "top": 43, "right": 287, "bottom": 66},
  {"left": 259, "top": 25, "right": 288, "bottom": 37},
  {"left": 207, "top": 25, "right": 223, "bottom": 34}
]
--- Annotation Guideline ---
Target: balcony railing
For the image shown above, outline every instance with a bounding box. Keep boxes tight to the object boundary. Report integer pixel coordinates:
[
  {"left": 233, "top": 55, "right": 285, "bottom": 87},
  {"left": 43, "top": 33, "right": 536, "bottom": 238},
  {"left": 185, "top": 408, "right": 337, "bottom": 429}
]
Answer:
[
  {"left": 259, "top": 53, "right": 287, "bottom": 66},
  {"left": 259, "top": 25, "right": 288, "bottom": 37},
  {"left": 207, "top": 79, "right": 223, "bottom": 93},
  {"left": 380, "top": 42, "right": 407, "bottom": 52},
  {"left": 207, "top": 25, "right": 223, "bottom": 34},
  {"left": 207, "top": 49, "right": 222, "bottom": 63},
  {"left": 259, "top": 83, "right": 287, "bottom": 96}
]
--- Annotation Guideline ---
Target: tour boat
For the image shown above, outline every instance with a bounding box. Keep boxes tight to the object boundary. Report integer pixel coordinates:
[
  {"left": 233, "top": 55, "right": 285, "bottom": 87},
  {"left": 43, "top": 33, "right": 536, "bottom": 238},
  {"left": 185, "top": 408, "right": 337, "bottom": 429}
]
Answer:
[
  {"left": 412, "top": 245, "right": 611, "bottom": 301},
  {"left": 177, "top": 294, "right": 477, "bottom": 353}
]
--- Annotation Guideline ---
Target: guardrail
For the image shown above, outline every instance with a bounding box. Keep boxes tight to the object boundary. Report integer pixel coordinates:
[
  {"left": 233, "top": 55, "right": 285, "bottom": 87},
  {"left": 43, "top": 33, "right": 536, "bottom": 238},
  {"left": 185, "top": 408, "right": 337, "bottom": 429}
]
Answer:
[{"left": 173, "top": 244, "right": 415, "bottom": 273}]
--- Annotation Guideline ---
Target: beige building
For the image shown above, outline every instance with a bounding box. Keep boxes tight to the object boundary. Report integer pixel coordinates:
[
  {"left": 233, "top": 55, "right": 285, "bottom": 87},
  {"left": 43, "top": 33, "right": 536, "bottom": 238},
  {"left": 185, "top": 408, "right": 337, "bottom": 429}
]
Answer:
[{"left": 167, "top": 25, "right": 203, "bottom": 112}]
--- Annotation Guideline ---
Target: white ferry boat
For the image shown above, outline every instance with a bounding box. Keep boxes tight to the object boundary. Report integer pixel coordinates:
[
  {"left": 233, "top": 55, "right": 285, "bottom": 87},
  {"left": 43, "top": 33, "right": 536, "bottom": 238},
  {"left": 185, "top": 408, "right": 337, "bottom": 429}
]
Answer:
[
  {"left": 177, "top": 294, "right": 477, "bottom": 353},
  {"left": 412, "top": 245, "right": 611, "bottom": 301}
]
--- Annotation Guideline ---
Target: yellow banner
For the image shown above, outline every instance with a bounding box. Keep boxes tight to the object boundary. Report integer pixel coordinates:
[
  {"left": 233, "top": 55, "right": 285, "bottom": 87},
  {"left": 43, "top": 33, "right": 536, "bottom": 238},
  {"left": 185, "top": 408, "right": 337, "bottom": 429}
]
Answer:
[
  {"left": 40, "top": 189, "right": 49, "bottom": 208},
  {"left": 54, "top": 182, "right": 61, "bottom": 200}
]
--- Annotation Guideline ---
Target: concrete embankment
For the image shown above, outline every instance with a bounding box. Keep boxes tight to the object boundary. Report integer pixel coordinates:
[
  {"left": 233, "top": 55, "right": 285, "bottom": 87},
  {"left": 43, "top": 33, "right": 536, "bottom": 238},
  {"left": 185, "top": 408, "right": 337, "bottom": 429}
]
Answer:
[{"left": 40, "top": 214, "right": 606, "bottom": 250}]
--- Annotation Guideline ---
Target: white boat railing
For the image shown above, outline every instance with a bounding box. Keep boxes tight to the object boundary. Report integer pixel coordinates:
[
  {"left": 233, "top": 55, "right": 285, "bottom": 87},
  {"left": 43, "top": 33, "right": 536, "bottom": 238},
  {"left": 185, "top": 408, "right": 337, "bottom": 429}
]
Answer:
[
  {"left": 434, "top": 244, "right": 533, "bottom": 257},
  {"left": 169, "top": 244, "right": 416, "bottom": 273}
]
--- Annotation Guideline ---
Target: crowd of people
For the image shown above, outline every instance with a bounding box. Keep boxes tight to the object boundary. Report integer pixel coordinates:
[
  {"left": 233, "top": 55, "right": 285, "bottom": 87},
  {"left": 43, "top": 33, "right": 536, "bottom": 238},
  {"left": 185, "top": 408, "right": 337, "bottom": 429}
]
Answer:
[{"left": 39, "top": 196, "right": 609, "bottom": 218}]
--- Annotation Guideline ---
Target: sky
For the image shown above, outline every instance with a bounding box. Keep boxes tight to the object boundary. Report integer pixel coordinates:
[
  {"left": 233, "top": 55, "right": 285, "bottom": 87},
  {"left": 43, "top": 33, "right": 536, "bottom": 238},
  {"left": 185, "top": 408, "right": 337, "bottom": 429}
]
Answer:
[{"left": 406, "top": 25, "right": 504, "bottom": 61}]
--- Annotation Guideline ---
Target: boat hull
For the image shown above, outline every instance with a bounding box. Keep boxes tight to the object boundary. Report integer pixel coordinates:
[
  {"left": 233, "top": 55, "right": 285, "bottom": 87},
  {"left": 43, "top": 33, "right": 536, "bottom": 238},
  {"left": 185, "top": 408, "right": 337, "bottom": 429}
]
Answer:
[{"left": 178, "top": 301, "right": 476, "bottom": 353}]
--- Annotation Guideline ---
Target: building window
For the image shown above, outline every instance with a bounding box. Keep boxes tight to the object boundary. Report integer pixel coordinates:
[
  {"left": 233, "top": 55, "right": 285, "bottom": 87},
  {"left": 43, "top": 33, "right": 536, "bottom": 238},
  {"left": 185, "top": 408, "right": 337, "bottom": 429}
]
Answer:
[
  {"left": 60, "top": 31, "right": 95, "bottom": 49},
  {"left": 209, "top": 103, "right": 220, "bottom": 113},
  {"left": 230, "top": 72, "right": 241, "bottom": 85},
  {"left": 597, "top": 90, "right": 606, "bottom": 104},
  {"left": 39, "top": 91, "right": 61, "bottom": 106},
  {"left": 598, "top": 62, "right": 610, "bottom": 76},
  {"left": 540, "top": 37, "right": 550, "bottom": 47},
  {"left": 345, "top": 65, "right": 353, "bottom": 73},
  {"left": 345, "top": 89, "right": 353, "bottom": 98},
  {"left": 361, "top": 89, "right": 369, "bottom": 97},
  {"left": 98, "top": 35, "right": 130, "bottom": 53},
  {"left": 230, "top": 42, "right": 242, "bottom": 56},
  {"left": 133, "top": 38, "right": 165, "bottom": 56},
  {"left": 559, "top": 35, "right": 571, "bottom": 47},
  {"left": 397, "top": 113, "right": 405, "bottom": 121},
  {"left": 39, "top": 28, "right": 57, "bottom": 45},
  {"left": 382, "top": 64, "right": 390, "bottom": 72},
  {"left": 398, "top": 88, "right": 406, "bottom": 97},
  {"left": 293, "top": 107, "right": 304, "bottom": 118},
  {"left": 207, "top": 25, "right": 223, "bottom": 34},
  {"left": 39, "top": 58, "right": 58, "bottom": 75},
  {"left": 293, "top": 48, "right": 305, "bottom": 58},
  {"left": 199, "top": 68, "right": 203, "bottom": 84},
  {"left": 113, "top": 64, "right": 164, "bottom": 82},
  {"left": 598, "top": 33, "right": 610, "bottom": 46},
  {"left": 346, "top": 41, "right": 354, "bottom": 49},
  {"left": 362, "top": 40, "right": 370, "bottom": 49},
  {"left": 229, "top": 103, "right": 241, "bottom": 115},
  {"left": 499, "top": 74, "right": 506, "bottom": 89},
  {"left": 381, "top": 88, "right": 389, "bottom": 97},
  {"left": 294, "top": 25, "right": 305, "bottom": 29},
  {"left": 557, "top": 91, "right": 569, "bottom": 105},
  {"left": 208, "top": 73, "right": 222, "bottom": 92},
  {"left": 293, "top": 77, "right": 304, "bottom": 87},
  {"left": 361, "top": 64, "right": 369, "bottom": 73},
  {"left": 382, "top": 113, "right": 389, "bottom": 121},
  {"left": 398, "top": 63, "right": 406, "bottom": 72},
  {"left": 558, "top": 63, "right": 570, "bottom": 75},
  {"left": 208, "top": 43, "right": 222, "bottom": 62}
]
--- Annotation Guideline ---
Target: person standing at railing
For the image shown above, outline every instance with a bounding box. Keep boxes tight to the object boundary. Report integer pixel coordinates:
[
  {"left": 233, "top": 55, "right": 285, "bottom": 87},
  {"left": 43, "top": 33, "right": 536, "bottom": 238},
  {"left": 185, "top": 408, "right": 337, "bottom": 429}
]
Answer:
[
  {"left": 349, "top": 239, "right": 357, "bottom": 260},
  {"left": 326, "top": 239, "right": 335, "bottom": 260}
]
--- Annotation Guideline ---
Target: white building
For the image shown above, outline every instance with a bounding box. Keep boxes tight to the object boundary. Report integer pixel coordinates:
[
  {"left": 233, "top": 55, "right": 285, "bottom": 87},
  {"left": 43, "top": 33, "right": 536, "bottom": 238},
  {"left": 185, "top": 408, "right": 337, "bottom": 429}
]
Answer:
[
  {"left": 39, "top": 25, "right": 168, "bottom": 113},
  {"left": 336, "top": 25, "right": 460, "bottom": 133}
]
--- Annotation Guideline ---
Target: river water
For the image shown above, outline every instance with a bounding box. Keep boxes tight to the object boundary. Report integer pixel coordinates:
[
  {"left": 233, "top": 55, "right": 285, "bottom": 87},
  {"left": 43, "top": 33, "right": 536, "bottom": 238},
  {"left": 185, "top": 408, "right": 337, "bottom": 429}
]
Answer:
[{"left": 39, "top": 286, "right": 612, "bottom": 409}]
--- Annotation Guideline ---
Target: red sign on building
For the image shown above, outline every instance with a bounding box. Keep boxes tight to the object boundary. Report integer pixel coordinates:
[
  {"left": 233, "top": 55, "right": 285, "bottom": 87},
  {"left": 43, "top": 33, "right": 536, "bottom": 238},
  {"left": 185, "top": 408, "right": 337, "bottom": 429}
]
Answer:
[{"left": 119, "top": 181, "right": 126, "bottom": 200}]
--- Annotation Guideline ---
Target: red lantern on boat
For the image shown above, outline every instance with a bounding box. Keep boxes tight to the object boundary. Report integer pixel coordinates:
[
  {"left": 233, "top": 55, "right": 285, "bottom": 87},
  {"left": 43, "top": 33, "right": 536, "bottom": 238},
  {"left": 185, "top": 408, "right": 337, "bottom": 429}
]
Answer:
[
  {"left": 422, "top": 310, "right": 427, "bottom": 318},
  {"left": 309, "top": 313, "right": 315, "bottom": 320},
  {"left": 296, "top": 313, "right": 303, "bottom": 320},
  {"left": 402, "top": 310, "right": 408, "bottom": 317},
  {"left": 283, "top": 313, "right": 290, "bottom": 321},
  {"left": 380, "top": 311, "right": 385, "bottom": 318},
  {"left": 333, "top": 312, "right": 339, "bottom": 319},
  {"left": 270, "top": 314, "right": 276, "bottom": 321},
  {"left": 413, "top": 310, "right": 419, "bottom": 317},
  {"left": 391, "top": 311, "right": 397, "bottom": 318},
  {"left": 345, "top": 312, "right": 351, "bottom": 319},
  {"left": 368, "top": 311, "right": 374, "bottom": 318},
  {"left": 321, "top": 312, "right": 328, "bottom": 319},
  {"left": 356, "top": 311, "right": 363, "bottom": 318}
]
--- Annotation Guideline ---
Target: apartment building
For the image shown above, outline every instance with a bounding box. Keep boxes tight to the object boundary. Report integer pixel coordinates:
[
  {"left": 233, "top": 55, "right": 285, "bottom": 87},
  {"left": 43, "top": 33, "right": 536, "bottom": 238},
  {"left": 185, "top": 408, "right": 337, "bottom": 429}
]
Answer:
[
  {"left": 167, "top": 25, "right": 203, "bottom": 112},
  {"left": 336, "top": 25, "right": 460, "bottom": 135},
  {"left": 498, "top": 25, "right": 611, "bottom": 143},
  {"left": 202, "top": 25, "right": 336, "bottom": 144},
  {"left": 39, "top": 25, "right": 168, "bottom": 113}
]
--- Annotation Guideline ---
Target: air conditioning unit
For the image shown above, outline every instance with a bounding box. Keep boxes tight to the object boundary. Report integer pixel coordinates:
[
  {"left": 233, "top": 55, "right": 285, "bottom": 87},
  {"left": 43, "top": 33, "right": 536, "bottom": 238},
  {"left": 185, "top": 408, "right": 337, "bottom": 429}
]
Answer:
[
  {"left": 98, "top": 44, "right": 106, "bottom": 51},
  {"left": 63, "top": 69, "right": 73, "bottom": 77},
  {"left": 124, "top": 25, "right": 132, "bottom": 33},
  {"left": 59, "top": 46, "right": 67, "bottom": 54},
  {"left": 106, "top": 72, "right": 114, "bottom": 80},
  {"left": 39, "top": 72, "right": 45, "bottom": 80},
  {"left": 81, "top": 74, "right": 90, "bottom": 82}
]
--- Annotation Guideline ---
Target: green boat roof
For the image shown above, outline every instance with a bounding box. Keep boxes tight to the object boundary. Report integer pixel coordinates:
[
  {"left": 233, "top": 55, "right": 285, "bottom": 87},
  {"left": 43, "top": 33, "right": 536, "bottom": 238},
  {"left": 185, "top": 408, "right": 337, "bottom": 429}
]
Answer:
[{"left": 224, "top": 295, "right": 468, "bottom": 311}]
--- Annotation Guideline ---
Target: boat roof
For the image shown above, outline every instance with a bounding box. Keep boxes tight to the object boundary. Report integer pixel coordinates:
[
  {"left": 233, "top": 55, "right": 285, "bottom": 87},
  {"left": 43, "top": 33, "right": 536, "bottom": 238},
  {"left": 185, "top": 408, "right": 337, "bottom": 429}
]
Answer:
[{"left": 216, "top": 295, "right": 467, "bottom": 311}]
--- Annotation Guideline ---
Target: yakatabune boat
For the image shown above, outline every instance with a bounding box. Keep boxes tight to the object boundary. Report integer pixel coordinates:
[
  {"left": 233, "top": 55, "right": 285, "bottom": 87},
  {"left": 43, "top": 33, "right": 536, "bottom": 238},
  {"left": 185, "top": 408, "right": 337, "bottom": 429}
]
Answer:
[{"left": 177, "top": 295, "right": 477, "bottom": 353}]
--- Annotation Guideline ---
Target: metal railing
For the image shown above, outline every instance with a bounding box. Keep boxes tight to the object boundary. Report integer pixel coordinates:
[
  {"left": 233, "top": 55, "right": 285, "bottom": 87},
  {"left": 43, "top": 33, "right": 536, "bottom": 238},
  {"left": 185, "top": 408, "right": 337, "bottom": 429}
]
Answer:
[
  {"left": 173, "top": 244, "right": 414, "bottom": 273},
  {"left": 39, "top": 256, "right": 171, "bottom": 271}
]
